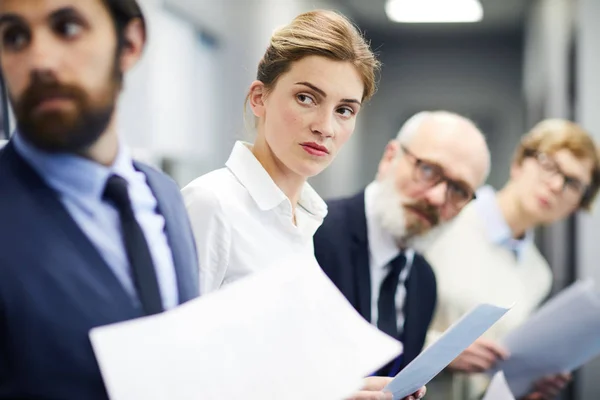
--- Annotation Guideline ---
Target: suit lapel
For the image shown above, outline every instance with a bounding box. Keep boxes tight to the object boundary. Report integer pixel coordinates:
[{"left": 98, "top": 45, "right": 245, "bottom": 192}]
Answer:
[
  {"left": 135, "top": 163, "right": 198, "bottom": 303},
  {"left": 5, "top": 142, "right": 139, "bottom": 313},
  {"left": 347, "top": 192, "right": 372, "bottom": 322}
]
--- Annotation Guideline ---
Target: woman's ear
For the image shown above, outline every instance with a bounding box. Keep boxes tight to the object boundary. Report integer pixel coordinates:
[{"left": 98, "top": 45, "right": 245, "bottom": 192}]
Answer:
[{"left": 247, "top": 81, "right": 267, "bottom": 118}]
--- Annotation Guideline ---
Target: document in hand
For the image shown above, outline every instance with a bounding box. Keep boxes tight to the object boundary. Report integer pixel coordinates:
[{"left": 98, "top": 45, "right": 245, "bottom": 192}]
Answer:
[
  {"left": 384, "top": 303, "right": 512, "bottom": 399},
  {"left": 482, "top": 372, "right": 516, "bottom": 400},
  {"left": 495, "top": 279, "right": 600, "bottom": 397},
  {"left": 89, "top": 259, "right": 403, "bottom": 400}
]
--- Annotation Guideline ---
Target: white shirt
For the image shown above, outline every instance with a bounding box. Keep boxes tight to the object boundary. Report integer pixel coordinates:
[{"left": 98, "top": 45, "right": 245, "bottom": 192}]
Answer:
[
  {"left": 364, "top": 182, "right": 415, "bottom": 333},
  {"left": 182, "top": 141, "right": 328, "bottom": 294},
  {"left": 424, "top": 189, "right": 552, "bottom": 399}
]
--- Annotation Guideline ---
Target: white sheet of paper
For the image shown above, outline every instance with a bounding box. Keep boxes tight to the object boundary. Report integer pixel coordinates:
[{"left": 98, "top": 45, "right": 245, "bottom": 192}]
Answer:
[
  {"left": 482, "top": 372, "right": 516, "bottom": 400},
  {"left": 384, "top": 303, "right": 512, "bottom": 400},
  {"left": 495, "top": 279, "right": 600, "bottom": 397},
  {"left": 89, "top": 258, "right": 403, "bottom": 400}
]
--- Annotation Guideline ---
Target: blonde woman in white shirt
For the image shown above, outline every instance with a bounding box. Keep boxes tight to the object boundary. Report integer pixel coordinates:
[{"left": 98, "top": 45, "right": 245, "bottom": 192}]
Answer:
[
  {"left": 182, "top": 10, "right": 425, "bottom": 400},
  {"left": 424, "top": 119, "right": 600, "bottom": 400}
]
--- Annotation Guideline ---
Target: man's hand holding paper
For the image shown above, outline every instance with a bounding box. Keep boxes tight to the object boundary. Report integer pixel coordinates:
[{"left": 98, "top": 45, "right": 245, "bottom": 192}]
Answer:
[
  {"left": 519, "top": 373, "right": 572, "bottom": 400},
  {"left": 493, "top": 280, "right": 600, "bottom": 397},
  {"left": 448, "top": 337, "right": 510, "bottom": 373}
]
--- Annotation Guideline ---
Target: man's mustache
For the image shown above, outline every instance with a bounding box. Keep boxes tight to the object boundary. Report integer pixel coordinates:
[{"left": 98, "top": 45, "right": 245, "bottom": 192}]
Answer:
[
  {"left": 19, "top": 82, "right": 84, "bottom": 112},
  {"left": 404, "top": 200, "right": 440, "bottom": 225}
]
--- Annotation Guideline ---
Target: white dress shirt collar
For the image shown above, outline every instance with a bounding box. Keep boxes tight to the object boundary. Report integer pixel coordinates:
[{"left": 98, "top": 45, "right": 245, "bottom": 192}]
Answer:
[
  {"left": 225, "top": 141, "right": 328, "bottom": 235},
  {"left": 12, "top": 131, "right": 142, "bottom": 216}
]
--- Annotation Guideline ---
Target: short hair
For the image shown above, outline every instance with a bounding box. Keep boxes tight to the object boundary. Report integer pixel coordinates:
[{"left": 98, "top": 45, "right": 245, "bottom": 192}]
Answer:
[
  {"left": 253, "top": 9, "right": 380, "bottom": 102},
  {"left": 513, "top": 119, "right": 600, "bottom": 211},
  {"left": 100, "top": 0, "right": 146, "bottom": 51}
]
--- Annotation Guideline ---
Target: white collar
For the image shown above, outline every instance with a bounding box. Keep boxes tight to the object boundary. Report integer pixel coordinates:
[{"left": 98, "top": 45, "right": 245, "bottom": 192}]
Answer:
[{"left": 225, "top": 141, "right": 328, "bottom": 219}]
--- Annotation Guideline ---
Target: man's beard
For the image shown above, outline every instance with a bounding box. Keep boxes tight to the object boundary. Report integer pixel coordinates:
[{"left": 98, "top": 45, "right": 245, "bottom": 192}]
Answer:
[
  {"left": 12, "top": 68, "right": 121, "bottom": 153},
  {"left": 371, "top": 173, "right": 448, "bottom": 253}
]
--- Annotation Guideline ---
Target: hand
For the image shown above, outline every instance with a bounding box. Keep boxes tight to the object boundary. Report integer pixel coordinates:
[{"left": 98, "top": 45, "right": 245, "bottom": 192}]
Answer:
[
  {"left": 447, "top": 338, "right": 509, "bottom": 373},
  {"left": 345, "top": 377, "right": 426, "bottom": 400},
  {"left": 520, "top": 373, "right": 571, "bottom": 400}
]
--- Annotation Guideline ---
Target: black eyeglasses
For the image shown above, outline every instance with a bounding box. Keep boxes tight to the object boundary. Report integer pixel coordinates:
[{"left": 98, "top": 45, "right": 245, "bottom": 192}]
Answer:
[
  {"left": 401, "top": 145, "right": 476, "bottom": 208},
  {"left": 524, "top": 149, "right": 589, "bottom": 203}
]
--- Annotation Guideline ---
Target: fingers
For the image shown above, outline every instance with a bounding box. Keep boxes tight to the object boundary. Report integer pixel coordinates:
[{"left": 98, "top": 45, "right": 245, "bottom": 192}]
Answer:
[
  {"left": 531, "top": 374, "right": 571, "bottom": 400},
  {"left": 345, "top": 390, "right": 392, "bottom": 400},
  {"left": 452, "top": 353, "right": 495, "bottom": 373},
  {"left": 348, "top": 381, "right": 425, "bottom": 400},
  {"left": 360, "top": 376, "right": 393, "bottom": 391},
  {"left": 469, "top": 345, "right": 499, "bottom": 366},
  {"left": 476, "top": 338, "right": 510, "bottom": 360},
  {"left": 535, "top": 377, "right": 567, "bottom": 393},
  {"left": 557, "top": 372, "right": 572, "bottom": 384},
  {"left": 521, "top": 393, "right": 543, "bottom": 400},
  {"left": 401, "top": 387, "right": 427, "bottom": 400},
  {"left": 463, "top": 355, "right": 492, "bottom": 373},
  {"left": 346, "top": 377, "right": 394, "bottom": 400}
]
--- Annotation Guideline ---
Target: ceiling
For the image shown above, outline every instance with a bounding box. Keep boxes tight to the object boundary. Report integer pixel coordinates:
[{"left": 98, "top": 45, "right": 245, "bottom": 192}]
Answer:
[{"left": 326, "top": 0, "right": 531, "bottom": 39}]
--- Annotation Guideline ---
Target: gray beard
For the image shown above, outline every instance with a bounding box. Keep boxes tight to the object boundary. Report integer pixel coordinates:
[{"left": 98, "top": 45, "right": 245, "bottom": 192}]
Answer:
[{"left": 371, "top": 176, "right": 449, "bottom": 253}]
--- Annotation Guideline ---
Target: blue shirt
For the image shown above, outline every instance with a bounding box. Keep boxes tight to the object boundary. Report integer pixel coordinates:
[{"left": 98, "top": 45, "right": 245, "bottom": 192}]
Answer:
[
  {"left": 13, "top": 132, "right": 179, "bottom": 309},
  {"left": 474, "top": 184, "right": 532, "bottom": 260}
]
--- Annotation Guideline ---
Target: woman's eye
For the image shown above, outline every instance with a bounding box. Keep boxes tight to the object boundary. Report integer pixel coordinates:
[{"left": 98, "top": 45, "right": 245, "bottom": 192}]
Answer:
[
  {"left": 297, "top": 94, "right": 314, "bottom": 105},
  {"left": 337, "top": 107, "right": 354, "bottom": 117}
]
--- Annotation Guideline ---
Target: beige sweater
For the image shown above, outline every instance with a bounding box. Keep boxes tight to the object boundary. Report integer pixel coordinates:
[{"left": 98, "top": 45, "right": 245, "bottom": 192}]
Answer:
[{"left": 423, "top": 201, "right": 553, "bottom": 399}]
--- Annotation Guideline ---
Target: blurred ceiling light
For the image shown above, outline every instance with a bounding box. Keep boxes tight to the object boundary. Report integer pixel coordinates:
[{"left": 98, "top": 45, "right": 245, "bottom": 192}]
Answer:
[{"left": 385, "top": 0, "right": 483, "bottom": 23}]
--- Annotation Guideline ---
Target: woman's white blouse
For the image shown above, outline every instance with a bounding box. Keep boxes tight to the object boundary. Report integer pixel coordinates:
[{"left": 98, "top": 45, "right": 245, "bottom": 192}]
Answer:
[{"left": 182, "top": 141, "right": 328, "bottom": 294}]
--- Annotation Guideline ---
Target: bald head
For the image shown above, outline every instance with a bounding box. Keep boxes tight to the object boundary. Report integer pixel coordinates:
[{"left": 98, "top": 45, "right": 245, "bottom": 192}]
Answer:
[
  {"left": 372, "top": 111, "right": 491, "bottom": 243},
  {"left": 396, "top": 111, "right": 490, "bottom": 188}
]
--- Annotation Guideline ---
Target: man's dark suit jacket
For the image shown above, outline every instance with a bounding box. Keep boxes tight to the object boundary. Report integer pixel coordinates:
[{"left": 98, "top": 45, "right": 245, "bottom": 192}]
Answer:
[
  {"left": 314, "top": 191, "right": 437, "bottom": 373},
  {"left": 0, "top": 141, "right": 200, "bottom": 399}
]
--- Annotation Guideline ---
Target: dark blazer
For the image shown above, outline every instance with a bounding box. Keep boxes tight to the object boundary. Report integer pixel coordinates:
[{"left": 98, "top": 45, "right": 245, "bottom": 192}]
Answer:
[
  {"left": 314, "top": 191, "right": 437, "bottom": 372},
  {"left": 0, "top": 141, "right": 199, "bottom": 399}
]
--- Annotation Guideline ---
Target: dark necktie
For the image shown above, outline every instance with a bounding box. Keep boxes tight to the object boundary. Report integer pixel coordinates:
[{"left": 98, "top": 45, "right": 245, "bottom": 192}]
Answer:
[
  {"left": 377, "top": 252, "right": 406, "bottom": 338},
  {"left": 103, "top": 174, "right": 164, "bottom": 315}
]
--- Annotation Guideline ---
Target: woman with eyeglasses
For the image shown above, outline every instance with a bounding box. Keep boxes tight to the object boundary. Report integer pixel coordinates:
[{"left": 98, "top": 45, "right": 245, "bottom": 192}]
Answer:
[
  {"left": 182, "top": 9, "right": 425, "bottom": 400},
  {"left": 424, "top": 119, "right": 600, "bottom": 400}
]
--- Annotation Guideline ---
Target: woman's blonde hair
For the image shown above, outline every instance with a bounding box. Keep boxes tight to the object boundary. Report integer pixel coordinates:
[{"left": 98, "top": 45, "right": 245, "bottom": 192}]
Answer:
[
  {"left": 513, "top": 119, "right": 600, "bottom": 210},
  {"left": 250, "top": 9, "right": 380, "bottom": 104}
]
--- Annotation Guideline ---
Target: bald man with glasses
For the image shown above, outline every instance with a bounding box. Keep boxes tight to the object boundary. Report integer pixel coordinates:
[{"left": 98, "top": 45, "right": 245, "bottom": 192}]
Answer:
[{"left": 313, "top": 111, "right": 491, "bottom": 378}]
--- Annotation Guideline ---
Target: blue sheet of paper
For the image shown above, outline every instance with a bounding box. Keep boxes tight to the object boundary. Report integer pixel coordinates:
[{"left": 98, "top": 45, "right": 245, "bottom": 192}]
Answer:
[
  {"left": 494, "top": 280, "right": 600, "bottom": 397},
  {"left": 384, "top": 303, "right": 512, "bottom": 400}
]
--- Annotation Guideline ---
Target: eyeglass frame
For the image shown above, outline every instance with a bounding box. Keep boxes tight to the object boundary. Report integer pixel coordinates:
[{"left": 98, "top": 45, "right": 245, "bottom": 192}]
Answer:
[
  {"left": 523, "top": 148, "right": 591, "bottom": 206},
  {"left": 400, "top": 144, "right": 477, "bottom": 208}
]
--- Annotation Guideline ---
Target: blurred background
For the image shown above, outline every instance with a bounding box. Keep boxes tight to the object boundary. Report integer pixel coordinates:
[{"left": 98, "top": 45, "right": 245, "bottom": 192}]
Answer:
[{"left": 1, "top": 0, "right": 599, "bottom": 398}]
